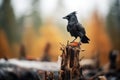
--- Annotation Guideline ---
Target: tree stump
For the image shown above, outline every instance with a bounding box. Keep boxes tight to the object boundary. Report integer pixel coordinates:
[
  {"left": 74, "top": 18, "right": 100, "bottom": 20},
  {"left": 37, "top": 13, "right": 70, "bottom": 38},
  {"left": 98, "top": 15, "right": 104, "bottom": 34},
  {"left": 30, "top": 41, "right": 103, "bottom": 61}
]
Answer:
[{"left": 60, "top": 42, "right": 83, "bottom": 80}]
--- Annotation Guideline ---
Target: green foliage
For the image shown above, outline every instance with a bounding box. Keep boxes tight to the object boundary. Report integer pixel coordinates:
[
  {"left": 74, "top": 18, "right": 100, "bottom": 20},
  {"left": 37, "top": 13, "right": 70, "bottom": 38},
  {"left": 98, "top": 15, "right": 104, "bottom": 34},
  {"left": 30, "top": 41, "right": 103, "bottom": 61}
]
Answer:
[
  {"left": 0, "top": 0, "right": 19, "bottom": 43},
  {"left": 107, "top": 0, "right": 120, "bottom": 50},
  {"left": 31, "top": 0, "right": 42, "bottom": 34}
]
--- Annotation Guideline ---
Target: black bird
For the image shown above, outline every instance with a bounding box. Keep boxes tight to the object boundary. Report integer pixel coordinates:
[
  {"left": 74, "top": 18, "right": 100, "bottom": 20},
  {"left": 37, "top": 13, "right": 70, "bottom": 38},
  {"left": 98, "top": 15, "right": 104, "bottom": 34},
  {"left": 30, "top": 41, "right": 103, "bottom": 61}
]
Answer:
[{"left": 63, "top": 11, "right": 90, "bottom": 43}]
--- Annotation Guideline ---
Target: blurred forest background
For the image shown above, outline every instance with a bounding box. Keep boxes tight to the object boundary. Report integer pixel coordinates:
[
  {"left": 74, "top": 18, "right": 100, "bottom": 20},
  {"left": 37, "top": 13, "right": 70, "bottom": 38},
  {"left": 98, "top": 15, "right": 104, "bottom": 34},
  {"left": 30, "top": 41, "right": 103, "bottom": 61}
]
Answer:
[{"left": 0, "top": 0, "right": 120, "bottom": 66}]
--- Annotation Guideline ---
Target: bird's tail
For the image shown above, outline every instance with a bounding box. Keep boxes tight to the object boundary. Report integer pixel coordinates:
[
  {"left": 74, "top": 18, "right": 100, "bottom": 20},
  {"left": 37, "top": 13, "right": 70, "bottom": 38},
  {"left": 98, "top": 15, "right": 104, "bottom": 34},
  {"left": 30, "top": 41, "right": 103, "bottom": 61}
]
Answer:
[{"left": 81, "top": 35, "right": 90, "bottom": 43}]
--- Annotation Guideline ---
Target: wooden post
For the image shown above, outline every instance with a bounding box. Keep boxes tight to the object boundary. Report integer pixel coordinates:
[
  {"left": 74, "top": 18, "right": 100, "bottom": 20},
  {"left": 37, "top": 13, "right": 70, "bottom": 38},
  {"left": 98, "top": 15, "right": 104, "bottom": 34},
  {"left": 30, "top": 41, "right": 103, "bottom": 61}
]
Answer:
[
  {"left": 60, "top": 42, "right": 83, "bottom": 80},
  {"left": 44, "top": 71, "right": 47, "bottom": 80}
]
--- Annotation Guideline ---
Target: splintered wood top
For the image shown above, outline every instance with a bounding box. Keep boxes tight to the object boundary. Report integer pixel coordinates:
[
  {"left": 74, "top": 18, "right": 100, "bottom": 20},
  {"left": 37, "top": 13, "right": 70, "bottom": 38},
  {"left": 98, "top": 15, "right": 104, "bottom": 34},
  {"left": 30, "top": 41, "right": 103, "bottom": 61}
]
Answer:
[{"left": 69, "top": 42, "right": 81, "bottom": 47}]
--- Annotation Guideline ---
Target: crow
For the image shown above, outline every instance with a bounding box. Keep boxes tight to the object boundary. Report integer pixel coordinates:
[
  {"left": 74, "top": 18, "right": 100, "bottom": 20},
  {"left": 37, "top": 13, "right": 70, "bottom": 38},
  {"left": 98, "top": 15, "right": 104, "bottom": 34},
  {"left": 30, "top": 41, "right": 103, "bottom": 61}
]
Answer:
[{"left": 63, "top": 11, "right": 90, "bottom": 43}]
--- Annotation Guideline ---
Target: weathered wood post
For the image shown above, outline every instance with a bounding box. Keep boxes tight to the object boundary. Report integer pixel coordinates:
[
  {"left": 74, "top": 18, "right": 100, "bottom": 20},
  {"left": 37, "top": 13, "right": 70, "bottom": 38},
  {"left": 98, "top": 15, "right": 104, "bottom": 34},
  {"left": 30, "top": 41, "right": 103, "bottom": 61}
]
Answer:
[{"left": 60, "top": 42, "right": 82, "bottom": 80}]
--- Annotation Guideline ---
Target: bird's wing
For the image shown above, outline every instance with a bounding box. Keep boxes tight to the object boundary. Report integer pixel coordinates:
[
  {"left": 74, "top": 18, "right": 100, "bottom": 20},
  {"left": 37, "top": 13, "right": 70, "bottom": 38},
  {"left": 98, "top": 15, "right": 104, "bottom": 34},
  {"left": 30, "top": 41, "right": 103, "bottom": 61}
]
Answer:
[
  {"left": 67, "top": 25, "right": 70, "bottom": 32},
  {"left": 76, "top": 23, "right": 86, "bottom": 34}
]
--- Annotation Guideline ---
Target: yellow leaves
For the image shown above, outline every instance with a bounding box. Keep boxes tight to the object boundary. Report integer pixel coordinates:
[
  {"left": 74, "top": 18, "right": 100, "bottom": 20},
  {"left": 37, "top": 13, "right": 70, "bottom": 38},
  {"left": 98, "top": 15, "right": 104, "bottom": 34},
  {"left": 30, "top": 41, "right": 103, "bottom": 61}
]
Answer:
[{"left": 0, "top": 29, "right": 12, "bottom": 58}]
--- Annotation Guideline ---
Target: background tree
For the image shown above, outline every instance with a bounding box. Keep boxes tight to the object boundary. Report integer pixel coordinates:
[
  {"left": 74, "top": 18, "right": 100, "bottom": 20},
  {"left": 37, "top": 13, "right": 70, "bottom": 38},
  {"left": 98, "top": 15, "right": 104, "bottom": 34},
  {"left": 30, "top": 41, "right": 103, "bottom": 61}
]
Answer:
[
  {"left": 0, "top": 0, "right": 19, "bottom": 44},
  {"left": 107, "top": 0, "right": 120, "bottom": 50},
  {"left": 30, "top": 0, "right": 41, "bottom": 34}
]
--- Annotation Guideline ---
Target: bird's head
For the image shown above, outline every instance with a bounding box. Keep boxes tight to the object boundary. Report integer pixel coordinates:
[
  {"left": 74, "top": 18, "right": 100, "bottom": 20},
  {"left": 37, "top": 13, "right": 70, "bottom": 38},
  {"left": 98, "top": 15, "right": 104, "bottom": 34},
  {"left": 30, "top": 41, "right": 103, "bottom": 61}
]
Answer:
[
  {"left": 63, "top": 11, "right": 77, "bottom": 20},
  {"left": 63, "top": 11, "right": 76, "bottom": 19}
]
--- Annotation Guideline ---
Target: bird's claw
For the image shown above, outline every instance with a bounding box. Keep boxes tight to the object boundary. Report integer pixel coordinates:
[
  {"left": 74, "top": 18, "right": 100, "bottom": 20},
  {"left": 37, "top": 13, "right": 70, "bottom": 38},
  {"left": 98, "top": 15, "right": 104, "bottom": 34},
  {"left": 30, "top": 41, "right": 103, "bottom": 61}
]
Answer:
[
  {"left": 70, "top": 38, "right": 77, "bottom": 43},
  {"left": 78, "top": 42, "right": 81, "bottom": 45},
  {"left": 70, "top": 41, "right": 74, "bottom": 43}
]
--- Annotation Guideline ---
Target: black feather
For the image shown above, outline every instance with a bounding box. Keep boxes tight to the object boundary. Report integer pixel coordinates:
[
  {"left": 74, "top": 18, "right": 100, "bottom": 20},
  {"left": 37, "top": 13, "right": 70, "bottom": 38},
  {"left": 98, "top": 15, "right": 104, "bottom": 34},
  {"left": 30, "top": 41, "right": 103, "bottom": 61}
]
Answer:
[{"left": 63, "top": 11, "right": 90, "bottom": 43}]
